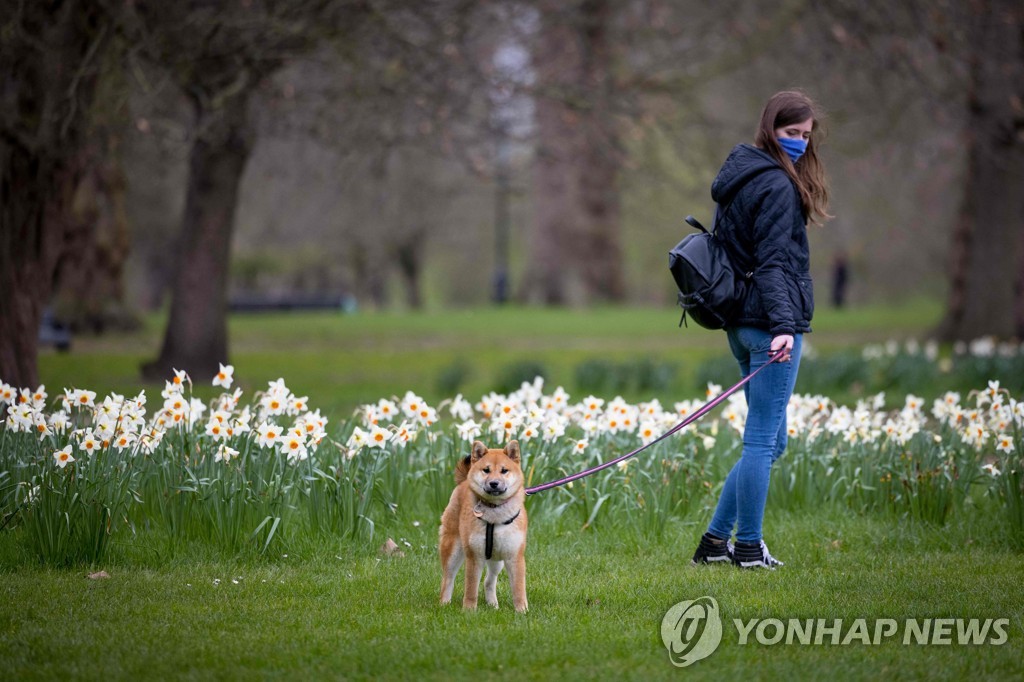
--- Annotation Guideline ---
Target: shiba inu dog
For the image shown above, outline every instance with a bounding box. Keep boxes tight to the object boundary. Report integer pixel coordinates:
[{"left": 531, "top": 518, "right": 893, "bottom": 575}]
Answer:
[{"left": 439, "top": 440, "right": 528, "bottom": 612}]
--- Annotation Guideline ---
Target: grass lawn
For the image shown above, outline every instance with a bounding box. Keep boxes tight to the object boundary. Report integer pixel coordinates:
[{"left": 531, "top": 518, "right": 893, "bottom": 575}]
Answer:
[
  {"left": 9, "top": 299, "right": 1023, "bottom": 680},
  {"left": 37, "top": 299, "right": 945, "bottom": 418},
  {"left": 3, "top": 510, "right": 1022, "bottom": 681}
]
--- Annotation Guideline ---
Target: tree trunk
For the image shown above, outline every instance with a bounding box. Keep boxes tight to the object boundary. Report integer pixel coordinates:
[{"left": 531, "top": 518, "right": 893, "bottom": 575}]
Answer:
[
  {"left": 0, "top": 158, "right": 79, "bottom": 389},
  {"left": 1017, "top": 233, "right": 1024, "bottom": 338},
  {"left": 53, "top": 136, "right": 134, "bottom": 334},
  {"left": 142, "top": 97, "right": 252, "bottom": 381},
  {"left": 935, "top": 0, "right": 1024, "bottom": 341},
  {"left": 525, "top": 0, "right": 625, "bottom": 305},
  {"left": 347, "top": 152, "right": 392, "bottom": 309},
  {"left": 395, "top": 239, "right": 424, "bottom": 310},
  {"left": 0, "top": 1, "right": 106, "bottom": 389},
  {"left": 528, "top": 72, "right": 578, "bottom": 303}
]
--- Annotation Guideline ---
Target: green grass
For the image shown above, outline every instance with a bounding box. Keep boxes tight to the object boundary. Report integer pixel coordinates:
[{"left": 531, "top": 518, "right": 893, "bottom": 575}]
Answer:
[
  {"left": 12, "top": 299, "right": 1024, "bottom": 679},
  {"left": 2, "top": 510, "right": 1022, "bottom": 681},
  {"left": 37, "top": 299, "right": 946, "bottom": 418}
]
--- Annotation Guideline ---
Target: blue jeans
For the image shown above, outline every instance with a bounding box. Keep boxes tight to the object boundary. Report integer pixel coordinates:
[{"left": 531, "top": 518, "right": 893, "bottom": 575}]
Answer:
[{"left": 707, "top": 327, "right": 803, "bottom": 543}]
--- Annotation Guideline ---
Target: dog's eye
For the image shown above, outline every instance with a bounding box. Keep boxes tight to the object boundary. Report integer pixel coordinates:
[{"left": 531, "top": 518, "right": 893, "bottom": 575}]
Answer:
[
  {"left": 501, "top": 468, "right": 508, "bottom": 474},
  {"left": 482, "top": 467, "right": 490, "bottom": 473}
]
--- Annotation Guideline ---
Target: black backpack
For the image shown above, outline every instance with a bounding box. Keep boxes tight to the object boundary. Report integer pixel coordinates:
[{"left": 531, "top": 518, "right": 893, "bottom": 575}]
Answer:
[{"left": 668, "top": 214, "right": 752, "bottom": 330}]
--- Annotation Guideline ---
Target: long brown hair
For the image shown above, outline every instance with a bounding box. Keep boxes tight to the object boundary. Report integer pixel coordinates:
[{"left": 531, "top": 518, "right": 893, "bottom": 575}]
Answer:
[{"left": 754, "top": 90, "right": 832, "bottom": 225}]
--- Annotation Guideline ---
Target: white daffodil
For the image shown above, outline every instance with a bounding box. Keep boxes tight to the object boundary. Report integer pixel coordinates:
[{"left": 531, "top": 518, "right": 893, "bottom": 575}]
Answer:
[
  {"left": 172, "top": 368, "right": 190, "bottom": 389},
  {"left": 345, "top": 426, "right": 368, "bottom": 450},
  {"left": 414, "top": 405, "right": 438, "bottom": 427},
  {"left": 376, "top": 398, "right": 398, "bottom": 421},
  {"left": 456, "top": 420, "right": 481, "bottom": 442},
  {"left": 48, "top": 411, "right": 70, "bottom": 434},
  {"left": 78, "top": 429, "right": 101, "bottom": 455},
  {"left": 71, "top": 388, "right": 97, "bottom": 409},
  {"left": 29, "top": 384, "right": 47, "bottom": 410},
  {"left": 448, "top": 394, "right": 474, "bottom": 421},
  {"left": 638, "top": 421, "right": 658, "bottom": 446},
  {"left": 53, "top": 445, "right": 75, "bottom": 468},
  {"left": 183, "top": 399, "right": 204, "bottom": 428},
  {"left": 113, "top": 431, "right": 137, "bottom": 452},
  {"left": 543, "top": 416, "right": 567, "bottom": 442},
  {"left": 550, "top": 386, "right": 570, "bottom": 408},
  {"left": 214, "top": 444, "right": 239, "bottom": 463},
  {"left": 490, "top": 414, "right": 522, "bottom": 437},
  {"left": 520, "top": 422, "right": 540, "bottom": 442},
  {"left": 995, "top": 434, "right": 1015, "bottom": 454},
  {"left": 212, "top": 363, "right": 234, "bottom": 389},
  {"left": 288, "top": 395, "right": 308, "bottom": 415},
  {"left": 205, "top": 417, "right": 230, "bottom": 442},
  {"left": 258, "top": 419, "right": 282, "bottom": 446},
  {"left": 399, "top": 391, "right": 426, "bottom": 418},
  {"left": 33, "top": 413, "right": 51, "bottom": 440},
  {"left": 280, "top": 433, "right": 308, "bottom": 461},
  {"left": 982, "top": 462, "right": 1002, "bottom": 477},
  {"left": 367, "top": 425, "right": 392, "bottom": 449},
  {"left": 393, "top": 422, "right": 416, "bottom": 447}
]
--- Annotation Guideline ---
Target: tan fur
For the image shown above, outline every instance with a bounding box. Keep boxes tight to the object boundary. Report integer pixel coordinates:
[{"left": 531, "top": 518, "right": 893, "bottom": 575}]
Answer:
[{"left": 439, "top": 440, "right": 528, "bottom": 612}]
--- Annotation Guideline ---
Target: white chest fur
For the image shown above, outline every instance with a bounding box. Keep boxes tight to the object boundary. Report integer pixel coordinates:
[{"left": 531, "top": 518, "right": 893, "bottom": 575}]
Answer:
[{"left": 468, "top": 520, "right": 525, "bottom": 560}]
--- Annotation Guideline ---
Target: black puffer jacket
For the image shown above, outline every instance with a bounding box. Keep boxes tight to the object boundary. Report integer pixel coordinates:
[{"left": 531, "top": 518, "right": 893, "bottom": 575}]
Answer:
[{"left": 711, "top": 144, "right": 813, "bottom": 336}]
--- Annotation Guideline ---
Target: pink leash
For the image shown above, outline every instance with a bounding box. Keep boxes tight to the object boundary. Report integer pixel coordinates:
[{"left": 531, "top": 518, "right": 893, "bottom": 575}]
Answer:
[{"left": 524, "top": 352, "right": 784, "bottom": 495}]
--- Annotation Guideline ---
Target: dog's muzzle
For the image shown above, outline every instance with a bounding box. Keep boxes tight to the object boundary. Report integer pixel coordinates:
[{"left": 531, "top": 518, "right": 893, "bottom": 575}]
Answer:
[{"left": 486, "top": 480, "right": 506, "bottom": 495}]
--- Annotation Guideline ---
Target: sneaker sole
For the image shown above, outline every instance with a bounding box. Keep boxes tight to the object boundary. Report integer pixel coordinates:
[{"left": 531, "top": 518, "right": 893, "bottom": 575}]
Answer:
[{"left": 735, "top": 560, "right": 775, "bottom": 569}]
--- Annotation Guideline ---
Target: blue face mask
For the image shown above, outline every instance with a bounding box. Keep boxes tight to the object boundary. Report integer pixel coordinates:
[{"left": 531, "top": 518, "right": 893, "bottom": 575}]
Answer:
[{"left": 777, "top": 137, "right": 808, "bottom": 164}]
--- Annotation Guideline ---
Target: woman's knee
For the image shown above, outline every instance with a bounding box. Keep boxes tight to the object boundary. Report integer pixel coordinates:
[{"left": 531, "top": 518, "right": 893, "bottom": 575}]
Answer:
[{"left": 771, "top": 434, "right": 789, "bottom": 462}]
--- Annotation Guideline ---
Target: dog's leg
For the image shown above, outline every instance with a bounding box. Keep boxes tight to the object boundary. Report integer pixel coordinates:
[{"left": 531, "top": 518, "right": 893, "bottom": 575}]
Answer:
[
  {"left": 483, "top": 560, "right": 503, "bottom": 608},
  {"left": 462, "top": 554, "right": 483, "bottom": 610},
  {"left": 507, "top": 548, "right": 528, "bottom": 613},
  {"left": 439, "top": 536, "right": 463, "bottom": 605}
]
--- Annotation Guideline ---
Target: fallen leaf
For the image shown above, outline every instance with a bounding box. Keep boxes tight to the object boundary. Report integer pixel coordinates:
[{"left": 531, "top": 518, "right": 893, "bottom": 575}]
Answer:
[{"left": 379, "top": 538, "right": 405, "bottom": 558}]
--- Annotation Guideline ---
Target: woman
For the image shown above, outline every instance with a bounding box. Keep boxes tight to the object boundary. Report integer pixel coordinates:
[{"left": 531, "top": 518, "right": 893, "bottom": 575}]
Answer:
[{"left": 691, "top": 90, "right": 831, "bottom": 569}]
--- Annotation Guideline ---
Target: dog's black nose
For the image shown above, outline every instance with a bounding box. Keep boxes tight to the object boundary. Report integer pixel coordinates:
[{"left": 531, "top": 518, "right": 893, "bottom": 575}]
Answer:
[{"left": 488, "top": 480, "right": 501, "bottom": 490}]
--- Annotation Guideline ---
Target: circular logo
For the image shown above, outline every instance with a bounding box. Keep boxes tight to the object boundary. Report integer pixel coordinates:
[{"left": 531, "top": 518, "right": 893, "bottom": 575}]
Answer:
[{"left": 661, "top": 596, "right": 723, "bottom": 667}]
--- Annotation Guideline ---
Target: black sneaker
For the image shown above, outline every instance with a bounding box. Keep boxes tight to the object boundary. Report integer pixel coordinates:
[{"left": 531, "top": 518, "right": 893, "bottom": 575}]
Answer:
[
  {"left": 732, "top": 540, "right": 784, "bottom": 569},
  {"left": 691, "top": 532, "right": 733, "bottom": 565}
]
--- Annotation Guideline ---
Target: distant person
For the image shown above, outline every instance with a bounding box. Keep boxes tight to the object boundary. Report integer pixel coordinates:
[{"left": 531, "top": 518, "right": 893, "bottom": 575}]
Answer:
[
  {"left": 690, "top": 90, "right": 831, "bottom": 569},
  {"left": 831, "top": 252, "right": 848, "bottom": 308}
]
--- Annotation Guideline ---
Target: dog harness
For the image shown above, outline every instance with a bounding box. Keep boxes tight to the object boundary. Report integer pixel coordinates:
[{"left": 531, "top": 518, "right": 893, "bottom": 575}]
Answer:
[{"left": 483, "top": 509, "right": 521, "bottom": 560}]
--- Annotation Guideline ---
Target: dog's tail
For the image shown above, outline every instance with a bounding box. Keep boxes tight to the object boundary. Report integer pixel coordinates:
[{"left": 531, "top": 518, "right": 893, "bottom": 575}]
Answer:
[{"left": 454, "top": 454, "right": 471, "bottom": 484}]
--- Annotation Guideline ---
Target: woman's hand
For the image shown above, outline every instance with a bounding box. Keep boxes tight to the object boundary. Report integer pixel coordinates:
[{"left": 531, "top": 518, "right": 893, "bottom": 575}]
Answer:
[{"left": 770, "top": 334, "right": 794, "bottom": 362}]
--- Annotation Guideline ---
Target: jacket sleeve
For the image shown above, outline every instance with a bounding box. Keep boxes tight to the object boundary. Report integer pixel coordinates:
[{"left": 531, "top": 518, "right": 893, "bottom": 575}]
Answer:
[{"left": 749, "top": 175, "right": 801, "bottom": 336}]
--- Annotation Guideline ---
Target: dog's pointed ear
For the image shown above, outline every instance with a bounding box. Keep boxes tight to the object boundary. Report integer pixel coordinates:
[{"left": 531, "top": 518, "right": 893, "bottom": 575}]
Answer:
[
  {"left": 505, "top": 440, "right": 520, "bottom": 462},
  {"left": 471, "top": 441, "right": 488, "bottom": 461}
]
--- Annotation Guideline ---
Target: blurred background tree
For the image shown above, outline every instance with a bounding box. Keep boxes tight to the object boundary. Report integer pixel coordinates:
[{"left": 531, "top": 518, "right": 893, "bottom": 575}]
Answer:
[
  {"left": 2, "top": 0, "right": 1021, "bottom": 386},
  {"left": 1, "top": 0, "right": 114, "bottom": 389},
  {"left": 802, "top": 0, "right": 1024, "bottom": 341}
]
